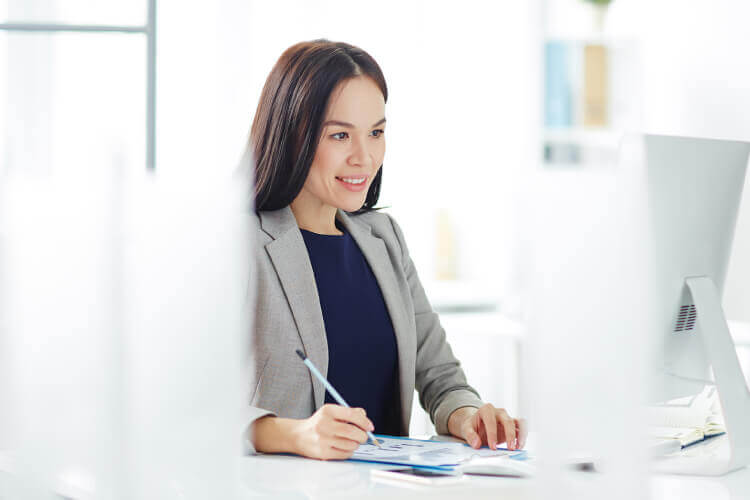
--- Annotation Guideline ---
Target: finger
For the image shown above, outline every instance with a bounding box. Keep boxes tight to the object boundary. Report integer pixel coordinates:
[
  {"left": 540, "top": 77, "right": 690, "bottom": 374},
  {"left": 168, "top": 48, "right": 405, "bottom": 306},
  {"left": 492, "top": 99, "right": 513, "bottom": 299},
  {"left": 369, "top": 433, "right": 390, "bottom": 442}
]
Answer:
[
  {"left": 512, "top": 419, "right": 521, "bottom": 449},
  {"left": 478, "top": 426, "right": 487, "bottom": 445},
  {"left": 464, "top": 423, "right": 482, "bottom": 449},
  {"left": 331, "top": 421, "right": 368, "bottom": 444},
  {"left": 322, "top": 443, "right": 355, "bottom": 460},
  {"left": 497, "top": 409, "right": 517, "bottom": 450},
  {"left": 517, "top": 418, "right": 528, "bottom": 449},
  {"left": 479, "top": 405, "right": 498, "bottom": 450},
  {"left": 324, "top": 405, "right": 374, "bottom": 432},
  {"left": 329, "top": 436, "right": 360, "bottom": 453}
]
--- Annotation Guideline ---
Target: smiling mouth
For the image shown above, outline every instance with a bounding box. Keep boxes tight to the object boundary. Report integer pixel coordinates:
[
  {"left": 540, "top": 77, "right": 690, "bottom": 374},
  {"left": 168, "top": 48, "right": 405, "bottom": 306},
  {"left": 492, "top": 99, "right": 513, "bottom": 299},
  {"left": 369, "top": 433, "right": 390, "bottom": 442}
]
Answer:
[{"left": 335, "top": 176, "right": 367, "bottom": 185}]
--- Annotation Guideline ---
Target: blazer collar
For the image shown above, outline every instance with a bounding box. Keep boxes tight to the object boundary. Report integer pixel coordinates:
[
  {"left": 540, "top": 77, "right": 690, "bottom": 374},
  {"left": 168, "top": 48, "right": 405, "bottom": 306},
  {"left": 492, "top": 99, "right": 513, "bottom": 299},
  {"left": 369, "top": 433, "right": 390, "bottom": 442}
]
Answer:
[
  {"left": 338, "top": 210, "right": 415, "bottom": 433},
  {"left": 258, "top": 206, "right": 373, "bottom": 239},
  {"left": 260, "top": 207, "right": 328, "bottom": 407},
  {"left": 258, "top": 205, "right": 299, "bottom": 240}
]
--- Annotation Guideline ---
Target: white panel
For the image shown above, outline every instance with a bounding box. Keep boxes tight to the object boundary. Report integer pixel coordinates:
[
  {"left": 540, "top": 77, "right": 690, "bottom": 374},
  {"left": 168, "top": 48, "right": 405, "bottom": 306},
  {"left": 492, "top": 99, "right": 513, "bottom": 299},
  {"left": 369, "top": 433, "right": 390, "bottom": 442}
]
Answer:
[
  {"left": 0, "top": 31, "right": 145, "bottom": 175},
  {"left": 1, "top": 0, "right": 146, "bottom": 26}
]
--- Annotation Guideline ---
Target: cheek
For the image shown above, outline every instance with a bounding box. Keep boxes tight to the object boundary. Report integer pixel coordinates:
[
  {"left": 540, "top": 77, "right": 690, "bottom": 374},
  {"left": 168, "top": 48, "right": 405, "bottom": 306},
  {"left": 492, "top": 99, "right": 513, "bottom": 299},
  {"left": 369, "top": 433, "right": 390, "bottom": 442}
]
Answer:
[
  {"left": 374, "top": 140, "right": 386, "bottom": 164},
  {"left": 304, "top": 153, "right": 329, "bottom": 190},
  {"left": 310, "top": 142, "right": 343, "bottom": 177}
]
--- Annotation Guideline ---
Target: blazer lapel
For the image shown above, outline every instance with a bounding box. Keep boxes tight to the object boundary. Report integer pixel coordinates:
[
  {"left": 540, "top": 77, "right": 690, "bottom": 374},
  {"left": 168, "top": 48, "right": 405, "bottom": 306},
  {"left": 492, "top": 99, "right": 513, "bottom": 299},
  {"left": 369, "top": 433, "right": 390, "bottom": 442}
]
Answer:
[
  {"left": 337, "top": 210, "right": 416, "bottom": 433},
  {"left": 260, "top": 208, "right": 328, "bottom": 409}
]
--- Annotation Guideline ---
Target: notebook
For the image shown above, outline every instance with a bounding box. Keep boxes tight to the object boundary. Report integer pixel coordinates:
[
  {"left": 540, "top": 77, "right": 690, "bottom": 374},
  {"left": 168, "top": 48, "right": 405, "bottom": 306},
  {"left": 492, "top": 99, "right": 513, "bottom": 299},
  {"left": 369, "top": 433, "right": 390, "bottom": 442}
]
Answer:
[{"left": 648, "top": 386, "right": 725, "bottom": 449}]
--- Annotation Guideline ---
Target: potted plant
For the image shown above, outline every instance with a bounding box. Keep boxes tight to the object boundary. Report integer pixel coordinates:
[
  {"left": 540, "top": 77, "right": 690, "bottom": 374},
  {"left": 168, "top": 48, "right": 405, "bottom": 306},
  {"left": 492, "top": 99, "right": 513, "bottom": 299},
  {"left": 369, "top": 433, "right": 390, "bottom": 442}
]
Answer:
[{"left": 582, "top": 0, "right": 614, "bottom": 32}]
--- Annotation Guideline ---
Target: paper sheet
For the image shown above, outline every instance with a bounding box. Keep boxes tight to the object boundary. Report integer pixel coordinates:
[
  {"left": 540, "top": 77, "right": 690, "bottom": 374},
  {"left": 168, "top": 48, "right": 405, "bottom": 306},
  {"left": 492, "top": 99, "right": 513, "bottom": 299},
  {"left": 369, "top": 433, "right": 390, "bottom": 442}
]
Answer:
[{"left": 350, "top": 436, "right": 522, "bottom": 468}]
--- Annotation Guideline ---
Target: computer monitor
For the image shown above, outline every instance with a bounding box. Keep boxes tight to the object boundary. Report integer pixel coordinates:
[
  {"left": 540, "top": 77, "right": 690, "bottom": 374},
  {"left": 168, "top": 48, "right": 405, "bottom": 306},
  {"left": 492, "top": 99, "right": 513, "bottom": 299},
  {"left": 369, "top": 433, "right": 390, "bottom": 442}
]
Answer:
[{"left": 621, "top": 133, "right": 750, "bottom": 475}]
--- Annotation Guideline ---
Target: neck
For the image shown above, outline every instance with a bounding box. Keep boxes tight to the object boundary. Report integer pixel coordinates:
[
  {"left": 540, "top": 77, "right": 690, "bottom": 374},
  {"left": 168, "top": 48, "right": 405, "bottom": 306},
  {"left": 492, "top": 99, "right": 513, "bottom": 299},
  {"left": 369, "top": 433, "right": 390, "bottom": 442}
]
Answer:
[{"left": 290, "top": 196, "right": 341, "bottom": 235}]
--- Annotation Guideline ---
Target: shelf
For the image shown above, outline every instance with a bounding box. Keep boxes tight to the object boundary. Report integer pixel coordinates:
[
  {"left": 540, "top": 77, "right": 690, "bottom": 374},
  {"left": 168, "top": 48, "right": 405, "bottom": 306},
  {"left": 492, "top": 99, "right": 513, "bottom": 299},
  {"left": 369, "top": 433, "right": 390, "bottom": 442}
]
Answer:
[
  {"left": 544, "top": 128, "right": 622, "bottom": 148},
  {"left": 543, "top": 128, "right": 621, "bottom": 167},
  {"left": 422, "top": 279, "right": 502, "bottom": 314}
]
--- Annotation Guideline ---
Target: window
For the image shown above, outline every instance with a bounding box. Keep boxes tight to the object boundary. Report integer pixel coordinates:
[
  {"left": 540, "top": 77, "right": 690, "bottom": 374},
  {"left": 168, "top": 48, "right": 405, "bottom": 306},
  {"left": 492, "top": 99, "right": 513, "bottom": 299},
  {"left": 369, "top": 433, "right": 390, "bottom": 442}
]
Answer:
[{"left": 0, "top": 0, "right": 155, "bottom": 173}]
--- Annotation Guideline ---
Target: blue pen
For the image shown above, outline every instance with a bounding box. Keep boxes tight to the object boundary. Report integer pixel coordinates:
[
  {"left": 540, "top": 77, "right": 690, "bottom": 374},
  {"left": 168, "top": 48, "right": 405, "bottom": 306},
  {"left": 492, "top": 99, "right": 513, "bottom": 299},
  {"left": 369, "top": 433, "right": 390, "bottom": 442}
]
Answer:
[{"left": 295, "top": 349, "right": 382, "bottom": 448}]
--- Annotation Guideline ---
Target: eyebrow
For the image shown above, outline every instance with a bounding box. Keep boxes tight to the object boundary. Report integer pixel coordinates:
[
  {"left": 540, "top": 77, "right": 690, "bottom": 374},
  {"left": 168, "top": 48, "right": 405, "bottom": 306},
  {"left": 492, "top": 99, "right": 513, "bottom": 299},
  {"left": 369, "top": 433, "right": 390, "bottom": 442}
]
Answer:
[{"left": 321, "top": 118, "right": 386, "bottom": 129}]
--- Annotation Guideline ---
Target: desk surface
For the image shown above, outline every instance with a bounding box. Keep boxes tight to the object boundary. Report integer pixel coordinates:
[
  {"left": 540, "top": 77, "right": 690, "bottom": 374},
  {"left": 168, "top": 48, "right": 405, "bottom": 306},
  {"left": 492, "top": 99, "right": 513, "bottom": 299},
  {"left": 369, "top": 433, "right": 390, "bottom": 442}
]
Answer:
[
  {"left": 240, "top": 438, "right": 750, "bottom": 500},
  {"left": 2, "top": 442, "right": 749, "bottom": 499},
  {"left": 240, "top": 454, "right": 532, "bottom": 499}
]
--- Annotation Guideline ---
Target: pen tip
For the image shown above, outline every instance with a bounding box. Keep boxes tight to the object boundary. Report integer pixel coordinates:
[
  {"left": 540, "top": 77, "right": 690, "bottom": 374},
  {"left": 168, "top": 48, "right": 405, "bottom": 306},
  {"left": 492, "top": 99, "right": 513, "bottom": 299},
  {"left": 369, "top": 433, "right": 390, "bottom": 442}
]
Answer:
[{"left": 295, "top": 349, "right": 306, "bottom": 361}]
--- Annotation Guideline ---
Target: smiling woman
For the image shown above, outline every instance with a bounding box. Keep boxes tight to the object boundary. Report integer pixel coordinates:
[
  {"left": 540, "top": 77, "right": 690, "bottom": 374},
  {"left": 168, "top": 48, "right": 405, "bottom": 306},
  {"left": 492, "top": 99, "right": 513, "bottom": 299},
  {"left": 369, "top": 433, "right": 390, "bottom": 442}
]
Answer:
[{"left": 247, "top": 39, "right": 526, "bottom": 461}]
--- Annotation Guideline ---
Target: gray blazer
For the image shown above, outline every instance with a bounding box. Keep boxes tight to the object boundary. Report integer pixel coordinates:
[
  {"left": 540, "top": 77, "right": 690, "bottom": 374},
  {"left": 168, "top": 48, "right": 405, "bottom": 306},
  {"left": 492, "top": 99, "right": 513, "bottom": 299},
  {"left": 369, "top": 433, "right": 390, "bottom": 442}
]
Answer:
[{"left": 247, "top": 206, "right": 482, "bottom": 452}]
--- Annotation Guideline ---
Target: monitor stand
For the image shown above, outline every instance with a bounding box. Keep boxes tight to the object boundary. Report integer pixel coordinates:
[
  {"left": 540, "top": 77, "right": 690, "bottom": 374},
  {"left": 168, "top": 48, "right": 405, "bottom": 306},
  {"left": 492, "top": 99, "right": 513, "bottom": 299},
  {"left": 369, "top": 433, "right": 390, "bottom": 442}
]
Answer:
[{"left": 653, "top": 276, "right": 750, "bottom": 476}]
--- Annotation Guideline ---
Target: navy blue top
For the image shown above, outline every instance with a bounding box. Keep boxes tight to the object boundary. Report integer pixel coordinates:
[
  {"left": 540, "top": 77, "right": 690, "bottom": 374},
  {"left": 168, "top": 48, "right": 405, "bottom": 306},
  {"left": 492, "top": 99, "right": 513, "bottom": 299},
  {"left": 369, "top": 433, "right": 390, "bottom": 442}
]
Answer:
[{"left": 301, "top": 220, "right": 402, "bottom": 435}]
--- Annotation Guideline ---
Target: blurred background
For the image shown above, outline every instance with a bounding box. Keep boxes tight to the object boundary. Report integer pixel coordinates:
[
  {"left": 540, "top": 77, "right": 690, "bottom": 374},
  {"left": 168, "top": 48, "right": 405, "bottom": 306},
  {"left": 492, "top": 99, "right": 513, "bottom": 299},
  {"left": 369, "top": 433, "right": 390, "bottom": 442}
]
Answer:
[{"left": 2, "top": 0, "right": 750, "bottom": 496}]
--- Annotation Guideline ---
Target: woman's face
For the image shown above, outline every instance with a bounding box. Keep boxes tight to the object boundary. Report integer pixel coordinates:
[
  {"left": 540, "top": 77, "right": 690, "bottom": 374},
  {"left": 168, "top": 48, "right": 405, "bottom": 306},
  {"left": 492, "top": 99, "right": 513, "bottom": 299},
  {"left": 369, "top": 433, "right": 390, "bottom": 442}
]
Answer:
[{"left": 298, "top": 76, "right": 386, "bottom": 213}]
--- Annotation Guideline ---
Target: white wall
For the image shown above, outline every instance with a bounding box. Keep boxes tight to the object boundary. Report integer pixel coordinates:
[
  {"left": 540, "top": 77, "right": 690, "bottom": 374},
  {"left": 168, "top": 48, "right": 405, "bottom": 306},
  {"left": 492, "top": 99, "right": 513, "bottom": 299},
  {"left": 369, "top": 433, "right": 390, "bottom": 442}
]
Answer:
[
  {"left": 156, "top": 0, "right": 254, "bottom": 177},
  {"left": 606, "top": 0, "right": 750, "bottom": 322}
]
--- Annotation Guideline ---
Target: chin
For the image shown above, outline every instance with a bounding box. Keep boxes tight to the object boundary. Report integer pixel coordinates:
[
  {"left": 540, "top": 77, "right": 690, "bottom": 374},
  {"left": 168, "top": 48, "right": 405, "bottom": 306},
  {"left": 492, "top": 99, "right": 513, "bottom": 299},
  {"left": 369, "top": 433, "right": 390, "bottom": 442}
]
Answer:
[
  {"left": 337, "top": 197, "right": 368, "bottom": 213},
  {"left": 339, "top": 204, "right": 365, "bottom": 213}
]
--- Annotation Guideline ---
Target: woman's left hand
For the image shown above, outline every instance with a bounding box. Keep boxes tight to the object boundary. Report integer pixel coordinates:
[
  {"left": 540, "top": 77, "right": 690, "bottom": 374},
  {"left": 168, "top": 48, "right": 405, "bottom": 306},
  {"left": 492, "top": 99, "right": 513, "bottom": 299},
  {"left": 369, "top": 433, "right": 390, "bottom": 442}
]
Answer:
[{"left": 448, "top": 404, "right": 527, "bottom": 450}]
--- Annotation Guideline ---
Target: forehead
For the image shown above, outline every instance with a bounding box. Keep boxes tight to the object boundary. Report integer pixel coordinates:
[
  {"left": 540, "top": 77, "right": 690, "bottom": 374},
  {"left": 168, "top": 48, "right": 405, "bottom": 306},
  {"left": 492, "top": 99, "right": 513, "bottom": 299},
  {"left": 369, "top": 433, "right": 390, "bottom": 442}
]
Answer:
[{"left": 325, "top": 76, "right": 385, "bottom": 124}]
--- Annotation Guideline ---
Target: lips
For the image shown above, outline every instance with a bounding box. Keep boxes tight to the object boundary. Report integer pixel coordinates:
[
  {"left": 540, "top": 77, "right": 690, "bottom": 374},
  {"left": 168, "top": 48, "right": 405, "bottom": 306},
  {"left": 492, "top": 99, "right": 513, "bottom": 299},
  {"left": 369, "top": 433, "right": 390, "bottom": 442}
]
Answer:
[{"left": 335, "top": 175, "right": 369, "bottom": 192}]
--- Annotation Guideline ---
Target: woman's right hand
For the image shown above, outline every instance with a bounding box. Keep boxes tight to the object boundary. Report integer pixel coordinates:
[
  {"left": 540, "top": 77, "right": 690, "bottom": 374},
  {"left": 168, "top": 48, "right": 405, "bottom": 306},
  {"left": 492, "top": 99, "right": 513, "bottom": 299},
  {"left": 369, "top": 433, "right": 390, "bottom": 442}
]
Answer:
[
  {"left": 291, "top": 404, "right": 374, "bottom": 460},
  {"left": 252, "top": 404, "right": 374, "bottom": 460}
]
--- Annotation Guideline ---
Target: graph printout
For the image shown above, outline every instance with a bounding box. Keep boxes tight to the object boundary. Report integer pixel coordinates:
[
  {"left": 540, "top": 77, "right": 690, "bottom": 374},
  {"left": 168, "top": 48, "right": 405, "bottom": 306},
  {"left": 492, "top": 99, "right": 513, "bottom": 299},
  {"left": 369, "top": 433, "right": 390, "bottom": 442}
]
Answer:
[{"left": 350, "top": 436, "right": 520, "bottom": 468}]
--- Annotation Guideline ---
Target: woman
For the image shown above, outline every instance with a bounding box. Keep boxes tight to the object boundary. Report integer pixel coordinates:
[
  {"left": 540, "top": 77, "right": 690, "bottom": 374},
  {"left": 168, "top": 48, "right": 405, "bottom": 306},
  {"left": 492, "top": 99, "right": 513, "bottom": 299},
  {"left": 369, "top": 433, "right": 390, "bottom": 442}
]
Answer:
[{"left": 248, "top": 39, "right": 526, "bottom": 460}]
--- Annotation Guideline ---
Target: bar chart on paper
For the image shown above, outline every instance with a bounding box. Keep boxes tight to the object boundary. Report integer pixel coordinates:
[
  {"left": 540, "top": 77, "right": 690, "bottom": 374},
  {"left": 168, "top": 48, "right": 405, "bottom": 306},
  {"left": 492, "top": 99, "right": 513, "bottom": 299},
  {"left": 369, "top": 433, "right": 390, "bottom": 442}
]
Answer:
[{"left": 350, "top": 436, "right": 524, "bottom": 469}]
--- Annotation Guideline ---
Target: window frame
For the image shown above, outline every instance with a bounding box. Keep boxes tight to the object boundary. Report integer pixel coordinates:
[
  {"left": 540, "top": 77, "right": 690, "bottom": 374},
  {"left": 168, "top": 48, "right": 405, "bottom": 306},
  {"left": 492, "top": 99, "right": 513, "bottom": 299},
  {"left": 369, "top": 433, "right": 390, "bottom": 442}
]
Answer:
[{"left": 0, "top": 0, "right": 157, "bottom": 169}]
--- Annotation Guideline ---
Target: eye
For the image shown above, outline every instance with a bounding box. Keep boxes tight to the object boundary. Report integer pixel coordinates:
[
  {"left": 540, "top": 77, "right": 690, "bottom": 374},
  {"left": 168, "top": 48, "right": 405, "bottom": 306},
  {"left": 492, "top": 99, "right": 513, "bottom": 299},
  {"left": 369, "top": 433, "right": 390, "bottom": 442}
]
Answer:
[
  {"left": 371, "top": 129, "right": 385, "bottom": 138},
  {"left": 331, "top": 132, "right": 348, "bottom": 140}
]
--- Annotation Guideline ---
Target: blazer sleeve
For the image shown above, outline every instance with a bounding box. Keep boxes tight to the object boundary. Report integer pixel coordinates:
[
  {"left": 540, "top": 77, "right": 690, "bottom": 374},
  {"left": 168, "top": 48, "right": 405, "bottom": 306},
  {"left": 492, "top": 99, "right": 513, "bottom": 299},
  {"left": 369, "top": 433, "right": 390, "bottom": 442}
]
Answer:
[
  {"left": 242, "top": 407, "right": 276, "bottom": 455},
  {"left": 385, "top": 214, "right": 484, "bottom": 435}
]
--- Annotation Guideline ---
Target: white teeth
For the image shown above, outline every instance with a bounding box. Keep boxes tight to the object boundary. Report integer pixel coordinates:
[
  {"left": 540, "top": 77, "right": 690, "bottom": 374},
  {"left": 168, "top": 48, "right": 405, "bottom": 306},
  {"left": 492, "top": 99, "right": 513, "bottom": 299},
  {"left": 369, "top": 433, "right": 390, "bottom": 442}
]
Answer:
[{"left": 338, "top": 177, "right": 365, "bottom": 184}]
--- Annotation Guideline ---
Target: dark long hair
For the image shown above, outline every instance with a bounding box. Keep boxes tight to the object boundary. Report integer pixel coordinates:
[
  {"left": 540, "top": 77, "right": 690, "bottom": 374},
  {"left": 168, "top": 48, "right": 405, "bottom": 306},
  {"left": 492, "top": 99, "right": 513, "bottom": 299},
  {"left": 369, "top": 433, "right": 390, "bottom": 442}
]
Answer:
[{"left": 250, "top": 40, "right": 388, "bottom": 213}]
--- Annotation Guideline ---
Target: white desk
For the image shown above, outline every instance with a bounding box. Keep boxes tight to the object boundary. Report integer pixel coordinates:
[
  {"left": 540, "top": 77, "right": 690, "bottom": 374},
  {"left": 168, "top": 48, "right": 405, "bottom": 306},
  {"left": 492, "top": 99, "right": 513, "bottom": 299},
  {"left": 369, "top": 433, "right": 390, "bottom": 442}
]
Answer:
[
  {"left": 240, "top": 437, "right": 750, "bottom": 500},
  {"left": 240, "top": 454, "right": 532, "bottom": 499},
  {"left": 2, "top": 441, "right": 749, "bottom": 499}
]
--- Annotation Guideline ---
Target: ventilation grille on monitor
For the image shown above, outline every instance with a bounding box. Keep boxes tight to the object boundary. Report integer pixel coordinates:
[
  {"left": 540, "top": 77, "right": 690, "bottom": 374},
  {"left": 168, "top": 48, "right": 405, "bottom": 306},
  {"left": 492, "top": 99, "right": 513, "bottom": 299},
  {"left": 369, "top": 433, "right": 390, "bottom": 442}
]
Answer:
[{"left": 673, "top": 304, "right": 697, "bottom": 332}]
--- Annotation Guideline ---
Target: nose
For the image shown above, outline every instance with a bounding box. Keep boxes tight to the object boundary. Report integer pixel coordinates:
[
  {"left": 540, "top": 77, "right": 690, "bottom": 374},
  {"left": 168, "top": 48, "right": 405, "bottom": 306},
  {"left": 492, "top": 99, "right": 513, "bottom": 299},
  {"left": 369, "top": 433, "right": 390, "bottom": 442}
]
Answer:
[{"left": 347, "top": 135, "right": 373, "bottom": 168}]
